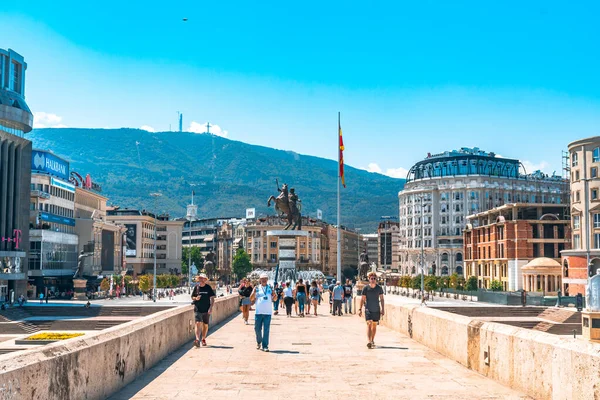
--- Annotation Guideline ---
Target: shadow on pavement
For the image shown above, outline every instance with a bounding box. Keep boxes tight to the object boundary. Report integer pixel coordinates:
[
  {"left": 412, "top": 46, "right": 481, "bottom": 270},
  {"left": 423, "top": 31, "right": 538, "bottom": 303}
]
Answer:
[
  {"left": 107, "top": 312, "right": 240, "bottom": 400},
  {"left": 374, "top": 346, "right": 409, "bottom": 350},
  {"left": 270, "top": 350, "right": 300, "bottom": 354}
]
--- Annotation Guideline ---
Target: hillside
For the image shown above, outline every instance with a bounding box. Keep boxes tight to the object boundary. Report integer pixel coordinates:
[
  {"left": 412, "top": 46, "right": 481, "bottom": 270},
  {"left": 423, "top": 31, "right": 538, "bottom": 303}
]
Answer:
[{"left": 29, "top": 128, "right": 405, "bottom": 231}]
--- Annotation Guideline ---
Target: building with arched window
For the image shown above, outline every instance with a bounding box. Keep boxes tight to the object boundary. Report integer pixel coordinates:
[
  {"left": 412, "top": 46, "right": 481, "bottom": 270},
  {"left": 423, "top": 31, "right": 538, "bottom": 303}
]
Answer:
[
  {"left": 399, "top": 147, "right": 568, "bottom": 278},
  {"left": 464, "top": 204, "right": 570, "bottom": 290},
  {"left": 561, "top": 136, "right": 600, "bottom": 295}
]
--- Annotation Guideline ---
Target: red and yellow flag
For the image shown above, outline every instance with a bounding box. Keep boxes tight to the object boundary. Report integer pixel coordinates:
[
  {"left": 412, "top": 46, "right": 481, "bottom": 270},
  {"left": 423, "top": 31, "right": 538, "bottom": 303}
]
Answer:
[{"left": 339, "top": 121, "right": 346, "bottom": 188}]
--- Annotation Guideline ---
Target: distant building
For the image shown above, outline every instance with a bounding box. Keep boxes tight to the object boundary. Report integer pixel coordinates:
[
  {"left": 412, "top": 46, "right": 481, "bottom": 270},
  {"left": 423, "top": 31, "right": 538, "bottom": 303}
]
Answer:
[
  {"left": 561, "top": 136, "right": 600, "bottom": 296},
  {"left": 182, "top": 217, "right": 245, "bottom": 258},
  {"left": 464, "top": 203, "right": 570, "bottom": 291},
  {"left": 361, "top": 233, "right": 378, "bottom": 267},
  {"left": 28, "top": 150, "right": 79, "bottom": 294},
  {"left": 322, "top": 224, "right": 361, "bottom": 277},
  {"left": 246, "top": 216, "right": 324, "bottom": 272},
  {"left": 74, "top": 187, "right": 125, "bottom": 279},
  {"left": 0, "top": 48, "right": 33, "bottom": 300},
  {"left": 378, "top": 221, "right": 400, "bottom": 272},
  {"left": 399, "top": 147, "right": 568, "bottom": 277},
  {"left": 106, "top": 209, "right": 183, "bottom": 276}
]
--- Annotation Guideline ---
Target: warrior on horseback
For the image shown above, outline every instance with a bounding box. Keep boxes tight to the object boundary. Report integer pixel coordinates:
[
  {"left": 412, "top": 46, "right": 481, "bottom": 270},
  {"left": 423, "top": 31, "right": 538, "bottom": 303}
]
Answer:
[{"left": 267, "top": 180, "right": 302, "bottom": 230}]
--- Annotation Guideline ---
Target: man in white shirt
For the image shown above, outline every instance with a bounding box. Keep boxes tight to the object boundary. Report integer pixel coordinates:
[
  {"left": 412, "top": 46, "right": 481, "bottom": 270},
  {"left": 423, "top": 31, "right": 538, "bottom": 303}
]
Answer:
[{"left": 251, "top": 273, "right": 278, "bottom": 352}]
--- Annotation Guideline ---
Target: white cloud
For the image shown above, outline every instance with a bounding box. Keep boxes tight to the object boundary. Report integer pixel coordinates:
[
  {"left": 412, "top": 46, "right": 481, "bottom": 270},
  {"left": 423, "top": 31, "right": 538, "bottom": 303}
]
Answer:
[
  {"left": 521, "top": 160, "right": 554, "bottom": 175},
  {"left": 140, "top": 125, "right": 156, "bottom": 132},
  {"left": 33, "top": 112, "right": 67, "bottom": 128},
  {"left": 365, "top": 163, "right": 409, "bottom": 179},
  {"left": 187, "top": 121, "right": 229, "bottom": 138}
]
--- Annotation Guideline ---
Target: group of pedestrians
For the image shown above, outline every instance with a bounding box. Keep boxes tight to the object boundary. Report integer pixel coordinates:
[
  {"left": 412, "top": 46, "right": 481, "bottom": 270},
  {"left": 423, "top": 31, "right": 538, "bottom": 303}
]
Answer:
[{"left": 190, "top": 270, "right": 386, "bottom": 352}]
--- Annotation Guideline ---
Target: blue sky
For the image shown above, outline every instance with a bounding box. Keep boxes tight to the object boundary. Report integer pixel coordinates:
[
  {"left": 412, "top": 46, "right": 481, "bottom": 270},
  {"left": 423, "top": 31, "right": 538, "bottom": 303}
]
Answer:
[{"left": 3, "top": 1, "right": 600, "bottom": 178}]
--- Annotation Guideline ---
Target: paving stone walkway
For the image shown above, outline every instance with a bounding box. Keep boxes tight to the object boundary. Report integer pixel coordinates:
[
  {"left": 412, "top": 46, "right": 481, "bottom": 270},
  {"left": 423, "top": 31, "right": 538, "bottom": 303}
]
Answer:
[{"left": 110, "top": 308, "right": 530, "bottom": 400}]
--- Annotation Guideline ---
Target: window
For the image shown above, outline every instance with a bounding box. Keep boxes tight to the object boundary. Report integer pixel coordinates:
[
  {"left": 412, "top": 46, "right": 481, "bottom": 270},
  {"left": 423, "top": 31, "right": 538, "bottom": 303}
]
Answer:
[
  {"left": 593, "top": 167, "right": 598, "bottom": 178},
  {"left": 595, "top": 234, "right": 600, "bottom": 249},
  {"left": 594, "top": 189, "right": 598, "bottom": 200},
  {"left": 576, "top": 170, "right": 580, "bottom": 181},
  {"left": 574, "top": 234, "right": 581, "bottom": 249},
  {"left": 595, "top": 214, "right": 600, "bottom": 229},
  {"left": 572, "top": 152, "right": 579, "bottom": 167},
  {"left": 594, "top": 147, "right": 600, "bottom": 163},
  {"left": 576, "top": 191, "right": 581, "bottom": 202},
  {"left": 574, "top": 215, "right": 580, "bottom": 229}
]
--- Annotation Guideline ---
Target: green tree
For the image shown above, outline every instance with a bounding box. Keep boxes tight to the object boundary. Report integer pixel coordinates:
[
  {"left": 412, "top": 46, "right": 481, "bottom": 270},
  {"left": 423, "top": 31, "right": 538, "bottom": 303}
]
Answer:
[
  {"left": 124, "top": 275, "right": 133, "bottom": 294},
  {"left": 424, "top": 275, "right": 438, "bottom": 293},
  {"left": 411, "top": 274, "right": 423, "bottom": 290},
  {"left": 139, "top": 275, "right": 153, "bottom": 293},
  {"left": 232, "top": 248, "right": 253, "bottom": 280},
  {"left": 466, "top": 276, "right": 478, "bottom": 291},
  {"left": 182, "top": 246, "right": 204, "bottom": 275},
  {"left": 400, "top": 276, "right": 410, "bottom": 288},
  {"left": 456, "top": 276, "right": 466, "bottom": 290},
  {"left": 438, "top": 276, "right": 449, "bottom": 290},
  {"left": 112, "top": 274, "right": 123, "bottom": 286},
  {"left": 490, "top": 280, "right": 504, "bottom": 292},
  {"left": 100, "top": 278, "right": 110, "bottom": 292},
  {"left": 449, "top": 273, "right": 460, "bottom": 289}
]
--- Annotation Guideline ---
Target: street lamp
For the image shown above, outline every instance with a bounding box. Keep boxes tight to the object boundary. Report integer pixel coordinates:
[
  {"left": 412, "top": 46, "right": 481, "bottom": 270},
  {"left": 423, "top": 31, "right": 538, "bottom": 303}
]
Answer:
[
  {"left": 150, "top": 192, "right": 162, "bottom": 302},
  {"left": 186, "top": 186, "right": 198, "bottom": 293},
  {"left": 418, "top": 194, "right": 426, "bottom": 306},
  {"left": 356, "top": 227, "right": 362, "bottom": 279}
]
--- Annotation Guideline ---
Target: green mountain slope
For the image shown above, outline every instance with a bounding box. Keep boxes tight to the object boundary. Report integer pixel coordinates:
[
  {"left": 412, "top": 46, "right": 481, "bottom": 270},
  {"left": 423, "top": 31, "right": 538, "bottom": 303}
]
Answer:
[{"left": 29, "top": 128, "right": 404, "bottom": 231}]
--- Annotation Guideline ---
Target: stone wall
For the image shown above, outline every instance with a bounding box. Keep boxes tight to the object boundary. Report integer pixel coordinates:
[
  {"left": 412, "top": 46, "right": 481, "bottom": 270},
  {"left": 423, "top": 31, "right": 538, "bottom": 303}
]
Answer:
[
  {"left": 0, "top": 295, "right": 239, "bottom": 400},
  {"left": 354, "top": 297, "right": 600, "bottom": 400}
]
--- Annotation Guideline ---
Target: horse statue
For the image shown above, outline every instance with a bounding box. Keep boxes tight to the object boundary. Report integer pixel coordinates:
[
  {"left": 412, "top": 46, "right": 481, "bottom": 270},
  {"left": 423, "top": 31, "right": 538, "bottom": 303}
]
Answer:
[{"left": 267, "top": 181, "right": 302, "bottom": 230}]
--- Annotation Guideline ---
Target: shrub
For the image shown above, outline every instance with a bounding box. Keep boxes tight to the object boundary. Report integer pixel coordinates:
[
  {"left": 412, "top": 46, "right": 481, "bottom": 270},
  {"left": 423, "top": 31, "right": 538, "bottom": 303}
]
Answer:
[{"left": 26, "top": 332, "right": 84, "bottom": 341}]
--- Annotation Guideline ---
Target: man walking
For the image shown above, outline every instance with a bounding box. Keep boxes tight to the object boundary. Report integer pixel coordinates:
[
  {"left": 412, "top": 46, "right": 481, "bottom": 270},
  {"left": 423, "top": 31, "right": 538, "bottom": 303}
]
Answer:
[
  {"left": 332, "top": 281, "right": 344, "bottom": 316},
  {"left": 358, "top": 271, "right": 385, "bottom": 349},
  {"left": 251, "top": 273, "right": 277, "bottom": 351},
  {"left": 343, "top": 279, "right": 354, "bottom": 314},
  {"left": 191, "top": 273, "right": 216, "bottom": 347}
]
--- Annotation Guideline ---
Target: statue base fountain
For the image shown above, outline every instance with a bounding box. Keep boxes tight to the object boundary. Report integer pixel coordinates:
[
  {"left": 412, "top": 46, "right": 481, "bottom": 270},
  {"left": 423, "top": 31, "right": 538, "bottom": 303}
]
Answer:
[{"left": 73, "top": 278, "right": 88, "bottom": 300}]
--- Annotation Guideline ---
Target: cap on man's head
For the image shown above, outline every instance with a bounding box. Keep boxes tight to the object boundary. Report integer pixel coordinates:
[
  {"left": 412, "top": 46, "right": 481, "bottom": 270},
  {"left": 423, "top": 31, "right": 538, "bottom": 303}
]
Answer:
[
  {"left": 260, "top": 273, "right": 269, "bottom": 279},
  {"left": 336, "top": 281, "right": 341, "bottom": 285},
  {"left": 197, "top": 273, "right": 208, "bottom": 280}
]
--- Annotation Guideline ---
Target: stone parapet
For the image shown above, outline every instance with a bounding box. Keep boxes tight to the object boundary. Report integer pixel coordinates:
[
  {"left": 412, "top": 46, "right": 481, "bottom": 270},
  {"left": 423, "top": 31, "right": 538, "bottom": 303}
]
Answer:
[
  {"left": 353, "top": 297, "right": 600, "bottom": 400},
  {"left": 0, "top": 295, "right": 239, "bottom": 400}
]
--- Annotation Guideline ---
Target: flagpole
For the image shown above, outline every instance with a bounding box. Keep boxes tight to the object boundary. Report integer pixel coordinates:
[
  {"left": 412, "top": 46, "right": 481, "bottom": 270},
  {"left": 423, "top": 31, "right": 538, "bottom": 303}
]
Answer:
[{"left": 337, "top": 112, "right": 342, "bottom": 283}]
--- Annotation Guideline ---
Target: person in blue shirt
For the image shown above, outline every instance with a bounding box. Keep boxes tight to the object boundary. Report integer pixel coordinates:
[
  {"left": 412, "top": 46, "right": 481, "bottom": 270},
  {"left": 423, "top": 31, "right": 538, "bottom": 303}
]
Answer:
[{"left": 332, "top": 281, "right": 345, "bottom": 316}]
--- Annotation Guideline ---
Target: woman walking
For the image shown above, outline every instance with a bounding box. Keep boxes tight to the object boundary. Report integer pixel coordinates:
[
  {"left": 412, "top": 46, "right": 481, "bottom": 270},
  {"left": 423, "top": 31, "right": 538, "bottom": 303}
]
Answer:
[
  {"left": 283, "top": 281, "right": 294, "bottom": 317},
  {"left": 296, "top": 279, "right": 307, "bottom": 317},
  {"left": 238, "top": 279, "right": 253, "bottom": 325},
  {"left": 310, "top": 280, "right": 320, "bottom": 316}
]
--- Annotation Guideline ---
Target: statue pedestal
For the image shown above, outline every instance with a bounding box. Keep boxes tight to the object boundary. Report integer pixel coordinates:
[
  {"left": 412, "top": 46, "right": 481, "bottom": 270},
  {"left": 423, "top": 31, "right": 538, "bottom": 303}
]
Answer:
[
  {"left": 268, "top": 230, "right": 309, "bottom": 283},
  {"left": 582, "top": 311, "right": 600, "bottom": 341},
  {"left": 73, "top": 279, "right": 88, "bottom": 300}
]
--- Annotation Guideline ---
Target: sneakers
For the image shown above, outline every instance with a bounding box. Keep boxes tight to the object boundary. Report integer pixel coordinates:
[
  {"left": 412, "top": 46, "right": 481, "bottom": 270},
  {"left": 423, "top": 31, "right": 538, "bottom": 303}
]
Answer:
[
  {"left": 262, "top": 347, "right": 269, "bottom": 352},
  {"left": 367, "top": 342, "right": 372, "bottom": 349},
  {"left": 201, "top": 339, "right": 207, "bottom": 347},
  {"left": 257, "top": 343, "right": 261, "bottom": 350},
  {"left": 244, "top": 320, "right": 248, "bottom": 325},
  {"left": 193, "top": 339, "right": 200, "bottom": 348},
  {"left": 367, "top": 341, "right": 375, "bottom": 349}
]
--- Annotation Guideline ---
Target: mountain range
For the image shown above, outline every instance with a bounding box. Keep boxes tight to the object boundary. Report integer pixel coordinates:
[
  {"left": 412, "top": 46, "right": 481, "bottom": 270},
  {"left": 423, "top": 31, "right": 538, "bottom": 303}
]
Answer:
[{"left": 28, "top": 128, "right": 405, "bottom": 232}]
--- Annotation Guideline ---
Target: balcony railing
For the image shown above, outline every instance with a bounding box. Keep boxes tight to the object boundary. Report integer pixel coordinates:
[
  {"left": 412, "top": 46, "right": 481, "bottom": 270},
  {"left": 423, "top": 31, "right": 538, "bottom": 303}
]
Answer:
[{"left": 31, "top": 190, "right": 51, "bottom": 199}]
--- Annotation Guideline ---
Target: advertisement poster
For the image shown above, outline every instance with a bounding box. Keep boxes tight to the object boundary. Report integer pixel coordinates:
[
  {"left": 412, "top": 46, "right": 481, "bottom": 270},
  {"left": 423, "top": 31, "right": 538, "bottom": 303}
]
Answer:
[{"left": 125, "top": 224, "right": 137, "bottom": 257}]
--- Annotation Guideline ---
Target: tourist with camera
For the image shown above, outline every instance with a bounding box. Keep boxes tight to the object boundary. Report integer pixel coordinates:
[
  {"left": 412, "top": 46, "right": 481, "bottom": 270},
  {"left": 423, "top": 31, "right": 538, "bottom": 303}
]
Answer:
[{"left": 251, "top": 273, "right": 278, "bottom": 352}]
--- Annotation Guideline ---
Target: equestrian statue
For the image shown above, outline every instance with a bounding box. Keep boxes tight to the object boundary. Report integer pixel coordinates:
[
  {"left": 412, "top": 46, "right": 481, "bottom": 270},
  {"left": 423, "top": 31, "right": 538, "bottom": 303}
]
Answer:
[{"left": 267, "top": 180, "right": 302, "bottom": 230}]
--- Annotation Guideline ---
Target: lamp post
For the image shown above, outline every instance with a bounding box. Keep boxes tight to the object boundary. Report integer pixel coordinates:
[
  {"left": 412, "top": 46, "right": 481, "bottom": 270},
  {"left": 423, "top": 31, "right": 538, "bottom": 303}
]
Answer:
[
  {"left": 150, "top": 192, "right": 162, "bottom": 302},
  {"left": 419, "top": 194, "right": 426, "bottom": 306},
  {"left": 356, "top": 227, "right": 362, "bottom": 280},
  {"left": 186, "top": 186, "right": 198, "bottom": 293}
]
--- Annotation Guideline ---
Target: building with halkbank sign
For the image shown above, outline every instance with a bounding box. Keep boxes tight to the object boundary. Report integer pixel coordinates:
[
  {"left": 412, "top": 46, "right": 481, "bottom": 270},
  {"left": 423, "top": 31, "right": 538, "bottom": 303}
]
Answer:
[
  {"left": 0, "top": 48, "right": 33, "bottom": 302},
  {"left": 29, "top": 149, "right": 79, "bottom": 294}
]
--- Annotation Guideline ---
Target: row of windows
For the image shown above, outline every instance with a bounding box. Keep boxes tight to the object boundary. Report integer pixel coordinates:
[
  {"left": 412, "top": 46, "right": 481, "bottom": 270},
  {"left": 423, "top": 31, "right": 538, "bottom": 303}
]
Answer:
[
  {"left": 31, "top": 183, "right": 75, "bottom": 202},
  {"left": 573, "top": 148, "right": 600, "bottom": 167},
  {"left": 30, "top": 201, "right": 74, "bottom": 219}
]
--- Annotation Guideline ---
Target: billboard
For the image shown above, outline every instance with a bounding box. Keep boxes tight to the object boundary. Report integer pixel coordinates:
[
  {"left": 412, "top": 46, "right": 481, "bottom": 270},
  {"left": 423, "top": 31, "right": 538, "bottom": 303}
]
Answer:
[
  {"left": 246, "top": 208, "right": 256, "bottom": 219},
  {"left": 31, "top": 149, "right": 70, "bottom": 181},
  {"left": 125, "top": 224, "right": 137, "bottom": 257},
  {"left": 101, "top": 230, "right": 115, "bottom": 270}
]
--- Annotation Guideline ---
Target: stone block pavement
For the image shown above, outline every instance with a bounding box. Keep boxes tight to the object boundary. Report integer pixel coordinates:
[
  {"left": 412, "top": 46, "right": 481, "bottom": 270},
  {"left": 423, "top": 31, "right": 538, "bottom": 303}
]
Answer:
[{"left": 110, "top": 308, "right": 531, "bottom": 400}]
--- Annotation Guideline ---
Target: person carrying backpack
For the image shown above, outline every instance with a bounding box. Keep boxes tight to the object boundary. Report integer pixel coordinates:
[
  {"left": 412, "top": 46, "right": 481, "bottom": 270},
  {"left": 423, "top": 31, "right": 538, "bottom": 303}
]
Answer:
[{"left": 309, "top": 280, "right": 320, "bottom": 316}]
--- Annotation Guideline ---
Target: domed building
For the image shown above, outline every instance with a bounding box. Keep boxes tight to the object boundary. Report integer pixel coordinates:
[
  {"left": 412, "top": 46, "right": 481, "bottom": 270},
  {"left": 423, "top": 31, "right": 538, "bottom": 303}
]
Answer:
[
  {"left": 522, "top": 257, "right": 562, "bottom": 294},
  {"left": 398, "top": 147, "right": 568, "bottom": 278}
]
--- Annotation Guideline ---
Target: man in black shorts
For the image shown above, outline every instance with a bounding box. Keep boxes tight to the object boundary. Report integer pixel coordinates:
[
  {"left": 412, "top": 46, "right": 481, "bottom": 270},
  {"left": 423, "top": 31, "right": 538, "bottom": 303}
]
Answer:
[
  {"left": 191, "top": 273, "right": 216, "bottom": 347},
  {"left": 358, "top": 271, "right": 385, "bottom": 349}
]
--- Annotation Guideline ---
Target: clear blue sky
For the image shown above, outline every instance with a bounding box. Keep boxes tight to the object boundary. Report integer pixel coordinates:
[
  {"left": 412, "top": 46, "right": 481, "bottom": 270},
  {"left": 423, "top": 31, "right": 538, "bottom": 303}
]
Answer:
[{"left": 3, "top": 1, "right": 600, "bottom": 178}]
